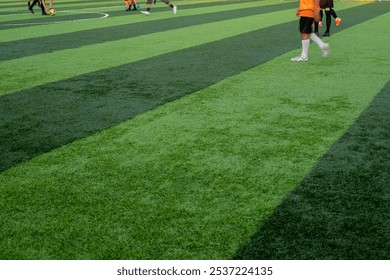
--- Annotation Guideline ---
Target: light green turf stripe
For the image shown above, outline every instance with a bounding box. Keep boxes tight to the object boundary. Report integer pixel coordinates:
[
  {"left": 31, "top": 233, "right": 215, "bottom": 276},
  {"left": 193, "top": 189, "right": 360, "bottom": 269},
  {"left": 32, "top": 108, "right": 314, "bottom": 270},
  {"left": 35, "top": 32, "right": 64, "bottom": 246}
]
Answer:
[
  {"left": 0, "top": 7, "right": 298, "bottom": 96},
  {"left": 0, "top": 11, "right": 388, "bottom": 259}
]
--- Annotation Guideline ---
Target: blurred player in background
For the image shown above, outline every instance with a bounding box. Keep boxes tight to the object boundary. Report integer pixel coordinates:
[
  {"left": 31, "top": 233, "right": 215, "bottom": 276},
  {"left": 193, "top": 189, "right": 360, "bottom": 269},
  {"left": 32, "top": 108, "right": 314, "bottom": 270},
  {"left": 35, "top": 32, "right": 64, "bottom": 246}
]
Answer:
[
  {"left": 28, "top": 0, "right": 53, "bottom": 15},
  {"left": 320, "top": 0, "right": 342, "bottom": 36},
  {"left": 141, "top": 0, "right": 177, "bottom": 15},
  {"left": 125, "top": 0, "right": 140, "bottom": 12},
  {"left": 28, "top": 0, "right": 48, "bottom": 15}
]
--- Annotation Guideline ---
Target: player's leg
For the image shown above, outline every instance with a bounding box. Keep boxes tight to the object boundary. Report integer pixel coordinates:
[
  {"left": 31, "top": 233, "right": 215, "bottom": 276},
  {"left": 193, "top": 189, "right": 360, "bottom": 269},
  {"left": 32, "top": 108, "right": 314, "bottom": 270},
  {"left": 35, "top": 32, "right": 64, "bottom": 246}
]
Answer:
[
  {"left": 40, "top": 0, "right": 48, "bottom": 15},
  {"left": 323, "top": 8, "right": 331, "bottom": 36},
  {"left": 27, "top": 1, "right": 34, "bottom": 13},
  {"left": 161, "top": 0, "right": 177, "bottom": 14},
  {"left": 131, "top": 0, "right": 138, "bottom": 11},
  {"left": 310, "top": 32, "right": 329, "bottom": 58},
  {"left": 141, "top": 0, "right": 153, "bottom": 15},
  {"left": 29, "top": 0, "right": 39, "bottom": 8},
  {"left": 330, "top": 9, "right": 342, "bottom": 26},
  {"left": 125, "top": 0, "right": 131, "bottom": 11},
  {"left": 142, "top": 0, "right": 176, "bottom": 15},
  {"left": 291, "top": 17, "right": 312, "bottom": 61}
]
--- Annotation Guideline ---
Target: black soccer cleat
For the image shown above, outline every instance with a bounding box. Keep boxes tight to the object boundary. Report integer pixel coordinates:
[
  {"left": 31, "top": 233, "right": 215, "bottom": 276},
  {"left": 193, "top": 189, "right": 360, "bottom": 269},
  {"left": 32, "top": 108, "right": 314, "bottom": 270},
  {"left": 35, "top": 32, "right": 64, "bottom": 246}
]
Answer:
[{"left": 27, "top": 2, "right": 34, "bottom": 14}]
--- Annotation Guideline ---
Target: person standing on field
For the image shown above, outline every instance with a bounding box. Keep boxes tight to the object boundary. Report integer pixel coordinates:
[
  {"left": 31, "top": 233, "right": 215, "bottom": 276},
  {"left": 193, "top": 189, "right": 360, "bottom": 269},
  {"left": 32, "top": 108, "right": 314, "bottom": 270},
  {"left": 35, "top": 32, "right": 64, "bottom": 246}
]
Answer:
[
  {"left": 291, "top": 0, "right": 329, "bottom": 62},
  {"left": 125, "top": 0, "right": 140, "bottom": 12},
  {"left": 28, "top": 0, "right": 53, "bottom": 15},
  {"left": 320, "top": 0, "right": 342, "bottom": 36},
  {"left": 141, "top": 0, "right": 177, "bottom": 15},
  {"left": 28, "top": 0, "right": 48, "bottom": 15}
]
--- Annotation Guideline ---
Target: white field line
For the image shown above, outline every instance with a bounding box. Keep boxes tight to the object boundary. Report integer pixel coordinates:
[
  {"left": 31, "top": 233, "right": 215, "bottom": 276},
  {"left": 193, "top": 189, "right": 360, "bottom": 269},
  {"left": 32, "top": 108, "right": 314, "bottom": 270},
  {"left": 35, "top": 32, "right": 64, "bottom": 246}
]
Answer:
[{"left": 0, "top": 9, "right": 110, "bottom": 26}]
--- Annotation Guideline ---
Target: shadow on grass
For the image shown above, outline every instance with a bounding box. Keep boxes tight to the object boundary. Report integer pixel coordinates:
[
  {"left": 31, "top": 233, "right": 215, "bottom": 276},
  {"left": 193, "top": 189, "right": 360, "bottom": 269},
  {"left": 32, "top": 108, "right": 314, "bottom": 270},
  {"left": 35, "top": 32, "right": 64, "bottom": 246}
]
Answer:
[
  {"left": 234, "top": 80, "right": 390, "bottom": 260},
  {"left": 0, "top": 20, "right": 294, "bottom": 172},
  {"left": 0, "top": 3, "right": 388, "bottom": 172}
]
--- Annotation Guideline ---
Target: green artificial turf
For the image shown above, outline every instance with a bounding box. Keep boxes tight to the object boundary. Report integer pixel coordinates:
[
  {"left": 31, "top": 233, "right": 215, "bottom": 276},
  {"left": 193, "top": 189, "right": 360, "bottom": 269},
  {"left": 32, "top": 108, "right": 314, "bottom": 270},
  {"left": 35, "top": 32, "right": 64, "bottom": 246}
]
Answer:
[
  {"left": 234, "top": 81, "right": 390, "bottom": 259},
  {"left": 0, "top": 0, "right": 389, "bottom": 259}
]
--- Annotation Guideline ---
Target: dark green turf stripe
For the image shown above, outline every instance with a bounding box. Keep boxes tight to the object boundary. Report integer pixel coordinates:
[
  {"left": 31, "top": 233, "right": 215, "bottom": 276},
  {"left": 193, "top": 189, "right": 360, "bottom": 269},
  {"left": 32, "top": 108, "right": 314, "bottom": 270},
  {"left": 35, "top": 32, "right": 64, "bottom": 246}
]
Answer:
[
  {"left": 233, "top": 80, "right": 390, "bottom": 260},
  {"left": 0, "top": 0, "right": 260, "bottom": 16},
  {"left": 0, "top": 0, "right": 268, "bottom": 25},
  {"left": 0, "top": 0, "right": 114, "bottom": 15},
  {"left": 4, "top": 20, "right": 294, "bottom": 172},
  {"left": 0, "top": 1, "right": 297, "bottom": 59},
  {"left": 0, "top": 3, "right": 388, "bottom": 173}
]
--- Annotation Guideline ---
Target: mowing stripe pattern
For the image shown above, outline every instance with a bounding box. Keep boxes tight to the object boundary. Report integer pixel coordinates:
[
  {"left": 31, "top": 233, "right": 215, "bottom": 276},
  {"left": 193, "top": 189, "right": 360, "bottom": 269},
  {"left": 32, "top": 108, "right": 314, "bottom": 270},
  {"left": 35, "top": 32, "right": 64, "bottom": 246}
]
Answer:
[{"left": 0, "top": 0, "right": 390, "bottom": 259}]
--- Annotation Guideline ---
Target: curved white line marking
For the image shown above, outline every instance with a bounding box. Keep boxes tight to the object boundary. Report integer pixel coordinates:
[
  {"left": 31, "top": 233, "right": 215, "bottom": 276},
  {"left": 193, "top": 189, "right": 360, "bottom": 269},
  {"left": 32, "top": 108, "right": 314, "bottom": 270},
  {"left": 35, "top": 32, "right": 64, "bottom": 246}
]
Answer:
[{"left": 0, "top": 10, "right": 109, "bottom": 27}]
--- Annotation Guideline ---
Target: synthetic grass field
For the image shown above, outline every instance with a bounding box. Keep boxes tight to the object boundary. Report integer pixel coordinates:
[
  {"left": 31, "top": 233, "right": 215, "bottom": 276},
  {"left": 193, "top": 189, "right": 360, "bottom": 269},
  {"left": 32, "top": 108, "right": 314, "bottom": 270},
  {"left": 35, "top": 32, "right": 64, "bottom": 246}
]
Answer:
[{"left": 0, "top": 0, "right": 389, "bottom": 260}]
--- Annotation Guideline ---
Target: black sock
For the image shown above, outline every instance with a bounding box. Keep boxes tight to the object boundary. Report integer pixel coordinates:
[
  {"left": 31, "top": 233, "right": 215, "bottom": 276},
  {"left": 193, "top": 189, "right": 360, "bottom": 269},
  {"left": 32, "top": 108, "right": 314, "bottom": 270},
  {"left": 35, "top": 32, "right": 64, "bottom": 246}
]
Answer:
[
  {"left": 325, "top": 10, "right": 331, "bottom": 33},
  {"left": 31, "top": 0, "right": 38, "bottom": 8},
  {"left": 330, "top": 9, "right": 338, "bottom": 19}
]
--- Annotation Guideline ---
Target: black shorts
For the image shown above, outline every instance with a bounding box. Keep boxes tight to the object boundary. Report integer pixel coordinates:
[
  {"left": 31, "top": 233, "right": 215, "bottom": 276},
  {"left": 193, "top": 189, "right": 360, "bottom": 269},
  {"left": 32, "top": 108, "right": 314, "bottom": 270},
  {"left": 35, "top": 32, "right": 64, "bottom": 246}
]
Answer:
[
  {"left": 299, "top": 17, "right": 314, "bottom": 34},
  {"left": 320, "top": 0, "right": 334, "bottom": 9}
]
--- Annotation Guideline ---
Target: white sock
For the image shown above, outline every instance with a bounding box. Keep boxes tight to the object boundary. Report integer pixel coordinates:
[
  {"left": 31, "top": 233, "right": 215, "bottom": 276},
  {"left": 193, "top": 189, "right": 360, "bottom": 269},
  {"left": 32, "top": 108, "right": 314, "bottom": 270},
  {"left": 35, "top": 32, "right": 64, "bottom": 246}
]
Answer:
[
  {"left": 301, "top": 39, "right": 310, "bottom": 57},
  {"left": 310, "top": 33, "right": 325, "bottom": 49}
]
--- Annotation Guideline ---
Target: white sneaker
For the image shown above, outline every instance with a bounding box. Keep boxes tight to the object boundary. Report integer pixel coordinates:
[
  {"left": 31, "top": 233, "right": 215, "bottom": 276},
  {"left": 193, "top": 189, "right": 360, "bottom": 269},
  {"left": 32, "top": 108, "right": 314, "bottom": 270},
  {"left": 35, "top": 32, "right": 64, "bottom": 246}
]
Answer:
[
  {"left": 322, "top": 43, "right": 329, "bottom": 58},
  {"left": 291, "top": 55, "right": 308, "bottom": 62},
  {"left": 141, "top": 10, "right": 150, "bottom": 15},
  {"left": 173, "top": 6, "right": 177, "bottom": 14}
]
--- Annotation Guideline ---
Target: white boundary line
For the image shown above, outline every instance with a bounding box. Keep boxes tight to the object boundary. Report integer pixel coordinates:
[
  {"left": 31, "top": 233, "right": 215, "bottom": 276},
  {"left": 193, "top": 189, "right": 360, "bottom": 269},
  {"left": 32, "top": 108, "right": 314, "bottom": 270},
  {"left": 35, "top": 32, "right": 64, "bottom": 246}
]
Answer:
[{"left": 0, "top": 10, "right": 109, "bottom": 26}]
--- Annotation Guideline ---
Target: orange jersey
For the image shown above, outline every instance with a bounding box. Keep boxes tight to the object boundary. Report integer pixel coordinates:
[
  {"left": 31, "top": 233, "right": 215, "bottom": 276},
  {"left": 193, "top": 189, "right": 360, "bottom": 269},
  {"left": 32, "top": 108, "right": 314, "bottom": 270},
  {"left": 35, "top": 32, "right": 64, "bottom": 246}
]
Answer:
[{"left": 298, "top": 0, "right": 320, "bottom": 18}]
